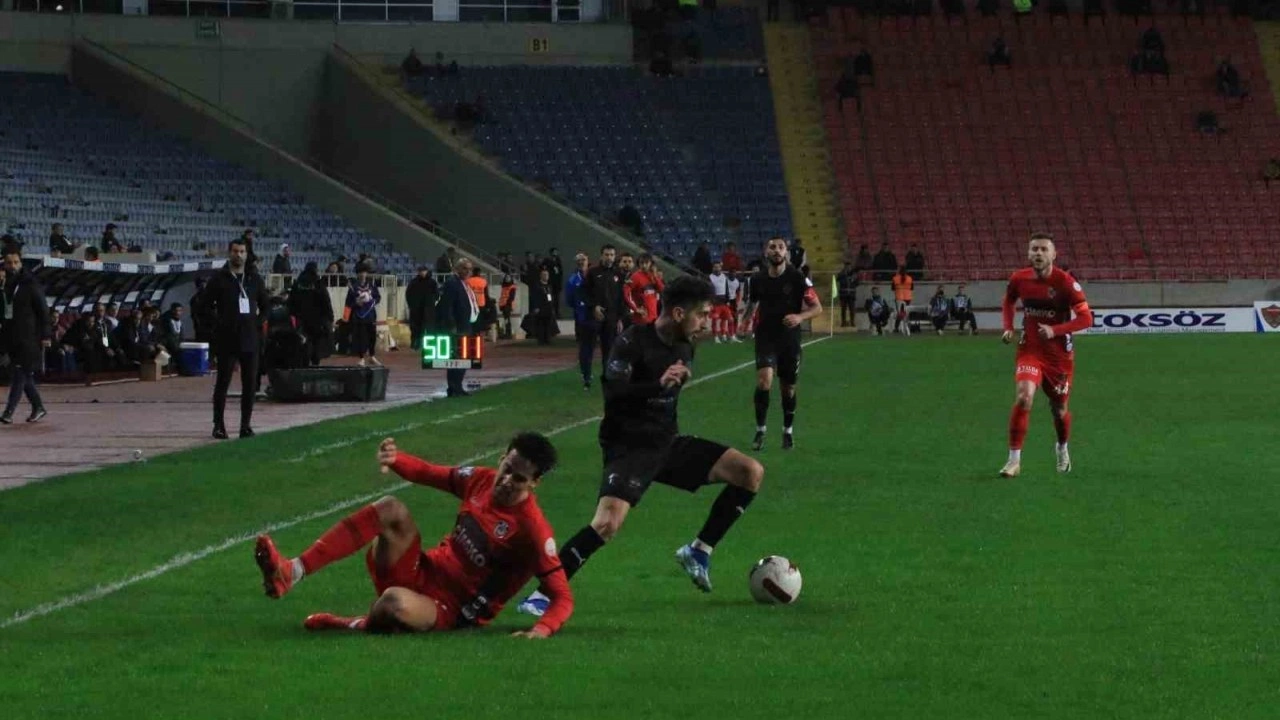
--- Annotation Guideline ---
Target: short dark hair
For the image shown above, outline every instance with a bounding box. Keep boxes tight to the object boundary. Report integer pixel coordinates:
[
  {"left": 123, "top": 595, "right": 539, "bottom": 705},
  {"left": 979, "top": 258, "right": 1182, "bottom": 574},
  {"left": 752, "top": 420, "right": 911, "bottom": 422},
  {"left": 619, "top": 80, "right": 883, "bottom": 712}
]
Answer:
[
  {"left": 508, "top": 432, "right": 558, "bottom": 477},
  {"left": 619, "top": 251, "right": 634, "bottom": 260},
  {"left": 662, "top": 275, "right": 715, "bottom": 314},
  {"left": 600, "top": 243, "right": 616, "bottom": 254},
  {"left": 1030, "top": 231, "right": 1054, "bottom": 242},
  {"left": 228, "top": 238, "right": 247, "bottom": 253},
  {"left": 637, "top": 252, "right": 654, "bottom": 265}
]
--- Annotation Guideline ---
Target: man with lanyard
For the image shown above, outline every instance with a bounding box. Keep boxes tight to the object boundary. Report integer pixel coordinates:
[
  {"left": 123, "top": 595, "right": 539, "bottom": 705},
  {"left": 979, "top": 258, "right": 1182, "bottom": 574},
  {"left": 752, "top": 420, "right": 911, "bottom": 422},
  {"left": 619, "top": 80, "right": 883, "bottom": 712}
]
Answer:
[
  {"left": 951, "top": 283, "right": 978, "bottom": 335},
  {"left": 198, "top": 238, "right": 270, "bottom": 439}
]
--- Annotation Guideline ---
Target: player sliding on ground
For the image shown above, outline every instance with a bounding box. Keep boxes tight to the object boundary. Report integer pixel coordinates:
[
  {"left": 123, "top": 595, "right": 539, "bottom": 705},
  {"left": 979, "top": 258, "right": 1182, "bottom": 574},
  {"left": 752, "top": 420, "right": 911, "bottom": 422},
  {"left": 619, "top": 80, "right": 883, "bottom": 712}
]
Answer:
[
  {"left": 518, "top": 276, "right": 765, "bottom": 616},
  {"left": 999, "top": 232, "right": 1094, "bottom": 478},
  {"left": 253, "top": 432, "right": 573, "bottom": 638}
]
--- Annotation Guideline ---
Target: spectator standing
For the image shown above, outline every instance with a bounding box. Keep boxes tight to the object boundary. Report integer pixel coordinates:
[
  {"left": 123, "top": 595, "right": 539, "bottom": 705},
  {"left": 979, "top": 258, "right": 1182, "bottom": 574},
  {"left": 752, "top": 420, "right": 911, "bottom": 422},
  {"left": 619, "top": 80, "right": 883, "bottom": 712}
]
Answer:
[
  {"left": 852, "top": 244, "right": 873, "bottom": 275},
  {"left": 401, "top": 48, "right": 425, "bottom": 79},
  {"left": 437, "top": 257, "right": 478, "bottom": 398},
  {"left": 853, "top": 48, "right": 875, "bottom": 86},
  {"left": 988, "top": 38, "right": 1012, "bottom": 72},
  {"left": 345, "top": 263, "right": 382, "bottom": 368},
  {"left": 836, "top": 261, "right": 859, "bottom": 327},
  {"left": 272, "top": 244, "right": 293, "bottom": 276},
  {"left": 789, "top": 237, "right": 809, "bottom": 274},
  {"left": 872, "top": 243, "right": 898, "bottom": 281},
  {"left": 1, "top": 247, "right": 50, "bottom": 424},
  {"left": 404, "top": 265, "right": 439, "bottom": 350},
  {"left": 566, "top": 253, "right": 595, "bottom": 390},
  {"left": 692, "top": 242, "right": 714, "bottom": 276},
  {"left": 721, "top": 242, "right": 744, "bottom": 274},
  {"left": 288, "top": 262, "right": 335, "bottom": 366},
  {"left": 905, "top": 245, "right": 926, "bottom": 281},
  {"left": 865, "top": 287, "right": 891, "bottom": 335},
  {"left": 520, "top": 251, "right": 541, "bottom": 287},
  {"left": 929, "top": 287, "right": 950, "bottom": 335},
  {"left": 542, "top": 247, "right": 564, "bottom": 318},
  {"left": 435, "top": 246, "right": 457, "bottom": 275},
  {"left": 950, "top": 283, "right": 978, "bottom": 335},
  {"left": 526, "top": 268, "right": 557, "bottom": 345},
  {"left": 199, "top": 239, "right": 271, "bottom": 440}
]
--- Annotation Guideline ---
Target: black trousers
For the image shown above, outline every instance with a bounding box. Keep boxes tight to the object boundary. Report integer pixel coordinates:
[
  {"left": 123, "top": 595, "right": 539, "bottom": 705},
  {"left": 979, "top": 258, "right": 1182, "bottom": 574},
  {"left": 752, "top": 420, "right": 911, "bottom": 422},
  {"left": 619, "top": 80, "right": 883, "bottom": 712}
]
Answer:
[
  {"left": 447, "top": 368, "right": 467, "bottom": 394},
  {"left": 955, "top": 310, "right": 977, "bottom": 332},
  {"left": 213, "top": 349, "right": 259, "bottom": 429},
  {"left": 575, "top": 320, "right": 596, "bottom": 384},
  {"left": 839, "top": 294, "right": 856, "bottom": 326},
  {"left": 598, "top": 318, "right": 618, "bottom": 377}
]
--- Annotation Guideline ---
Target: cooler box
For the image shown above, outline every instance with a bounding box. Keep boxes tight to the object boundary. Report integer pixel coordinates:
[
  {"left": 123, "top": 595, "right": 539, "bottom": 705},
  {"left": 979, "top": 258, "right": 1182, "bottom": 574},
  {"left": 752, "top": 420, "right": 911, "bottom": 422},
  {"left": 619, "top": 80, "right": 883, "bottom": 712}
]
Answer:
[{"left": 178, "top": 342, "right": 210, "bottom": 376}]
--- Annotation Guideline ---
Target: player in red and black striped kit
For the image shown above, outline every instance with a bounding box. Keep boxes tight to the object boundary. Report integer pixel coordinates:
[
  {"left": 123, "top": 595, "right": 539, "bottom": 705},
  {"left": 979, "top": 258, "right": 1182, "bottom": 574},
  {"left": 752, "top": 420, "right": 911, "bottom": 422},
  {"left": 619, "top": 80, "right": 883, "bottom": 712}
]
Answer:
[
  {"left": 253, "top": 432, "right": 573, "bottom": 638},
  {"left": 999, "top": 233, "right": 1094, "bottom": 478}
]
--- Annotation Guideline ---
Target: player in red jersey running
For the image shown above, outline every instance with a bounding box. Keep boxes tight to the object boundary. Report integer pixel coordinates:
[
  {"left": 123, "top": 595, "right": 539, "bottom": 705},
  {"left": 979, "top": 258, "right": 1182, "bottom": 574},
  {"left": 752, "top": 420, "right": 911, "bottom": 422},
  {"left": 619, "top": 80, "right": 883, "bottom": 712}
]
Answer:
[
  {"left": 999, "top": 233, "right": 1094, "bottom": 478},
  {"left": 253, "top": 432, "right": 573, "bottom": 638}
]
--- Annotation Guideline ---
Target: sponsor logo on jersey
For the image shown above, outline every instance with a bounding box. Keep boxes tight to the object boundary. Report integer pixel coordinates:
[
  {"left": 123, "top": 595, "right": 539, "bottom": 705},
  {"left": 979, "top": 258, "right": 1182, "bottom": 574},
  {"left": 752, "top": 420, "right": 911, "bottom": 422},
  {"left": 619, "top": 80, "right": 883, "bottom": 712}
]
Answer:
[
  {"left": 494, "top": 521, "right": 509, "bottom": 539},
  {"left": 545, "top": 538, "right": 557, "bottom": 557},
  {"left": 1024, "top": 307, "right": 1059, "bottom": 320},
  {"left": 457, "top": 466, "right": 475, "bottom": 478},
  {"left": 452, "top": 515, "right": 491, "bottom": 568}
]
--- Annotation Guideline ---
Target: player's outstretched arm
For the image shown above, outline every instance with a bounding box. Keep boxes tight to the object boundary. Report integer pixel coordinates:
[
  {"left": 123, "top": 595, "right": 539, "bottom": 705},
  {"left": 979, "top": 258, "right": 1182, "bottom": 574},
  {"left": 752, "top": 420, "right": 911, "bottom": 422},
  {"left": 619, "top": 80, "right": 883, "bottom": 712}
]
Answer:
[
  {"left": 377, "top": 438, "right": 464, "bottom": 496},
  {"left": 512, "top": 566, "right": 574, "bottom": 639}
]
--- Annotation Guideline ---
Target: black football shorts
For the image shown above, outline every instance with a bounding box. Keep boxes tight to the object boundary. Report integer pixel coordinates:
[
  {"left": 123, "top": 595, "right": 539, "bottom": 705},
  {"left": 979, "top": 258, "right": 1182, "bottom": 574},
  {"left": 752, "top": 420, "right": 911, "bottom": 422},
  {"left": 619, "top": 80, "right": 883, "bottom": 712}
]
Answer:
[
  {"left": 754, "top": 334, "right": 803, "bottom": 384},
  {"left": 598, "top": 436, "right": 730, "bottom": 507}
]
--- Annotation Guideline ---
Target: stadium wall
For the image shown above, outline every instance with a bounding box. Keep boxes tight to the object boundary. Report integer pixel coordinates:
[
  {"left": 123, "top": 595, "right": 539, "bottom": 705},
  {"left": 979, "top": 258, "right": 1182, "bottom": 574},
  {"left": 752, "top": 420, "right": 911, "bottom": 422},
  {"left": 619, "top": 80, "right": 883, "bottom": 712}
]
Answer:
[
  {"left": 69, "top": 40, "right": 477, "bottom": 272},
  {"left": 0, "top": 13, "right": 631, "bottom": 157},
  {"left": 314, "top": 48, "right": 646, "bottom": 262}
]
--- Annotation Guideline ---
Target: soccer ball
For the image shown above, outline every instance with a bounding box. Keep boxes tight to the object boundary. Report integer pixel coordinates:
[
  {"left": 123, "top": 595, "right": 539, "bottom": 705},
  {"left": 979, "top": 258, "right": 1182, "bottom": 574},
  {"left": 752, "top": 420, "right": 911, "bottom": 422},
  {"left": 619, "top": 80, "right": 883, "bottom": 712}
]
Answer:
[{"left": 748, "top": 555, "right": 802, "bottom": 604}]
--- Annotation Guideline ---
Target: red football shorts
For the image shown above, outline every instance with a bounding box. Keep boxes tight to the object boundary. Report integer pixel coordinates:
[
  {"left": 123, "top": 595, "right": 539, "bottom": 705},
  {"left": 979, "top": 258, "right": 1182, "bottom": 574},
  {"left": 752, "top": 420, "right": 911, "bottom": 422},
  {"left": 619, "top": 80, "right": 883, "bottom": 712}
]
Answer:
[
  {"left": 364, "top": 533, "right": 461, "bottom": 630},
  {"left": 711, "top": 304, "right": 735, "bottom": 323},
  {"left": 1014, "top": 353, "right": 1074, "bottom": 403}
]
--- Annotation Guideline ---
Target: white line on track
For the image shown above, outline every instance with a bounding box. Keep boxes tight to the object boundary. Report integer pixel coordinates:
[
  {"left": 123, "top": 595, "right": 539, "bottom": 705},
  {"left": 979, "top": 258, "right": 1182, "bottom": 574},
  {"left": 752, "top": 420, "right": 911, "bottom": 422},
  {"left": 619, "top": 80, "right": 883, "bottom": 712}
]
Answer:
[{"left": 1, "top": 336, "right": 831, "bottom": 629}]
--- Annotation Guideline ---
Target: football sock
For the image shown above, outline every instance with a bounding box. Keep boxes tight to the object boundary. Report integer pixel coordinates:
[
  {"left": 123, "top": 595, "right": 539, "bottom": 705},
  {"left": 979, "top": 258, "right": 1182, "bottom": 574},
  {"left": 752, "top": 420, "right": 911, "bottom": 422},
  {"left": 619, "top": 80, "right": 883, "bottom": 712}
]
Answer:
[
  {"left": 1053, "top": 411, "right": 1072, "bottom": 445},
  {"left": 291, "top": 558, "right": 306, "bottom": 583},
  {"left": 1008, "top": 449, "right": 1022, "bottom": 463},
  {"left": 754, "top": 388, "right": 769, "bottom": 427},
  {"left": 1008, "top": 404, "right": 1030, "bottom": 451},
  {"left": 691, "top": 538, "right": 714, "bottom": 555},
  {"left": 1056, "top": 442, "right": 1068, "bottom": 453},
  {"left": 781, "top": 392, "right": 797, "bottom": 432},
  {"left": 299, "top": 504, "right": 382, "bottom": 575},
  {"left": 559, "top": 526, "right": 606, "bottom": 581},
  {"left": 696, "top": 486, "right": 757, "bottom": 549}
]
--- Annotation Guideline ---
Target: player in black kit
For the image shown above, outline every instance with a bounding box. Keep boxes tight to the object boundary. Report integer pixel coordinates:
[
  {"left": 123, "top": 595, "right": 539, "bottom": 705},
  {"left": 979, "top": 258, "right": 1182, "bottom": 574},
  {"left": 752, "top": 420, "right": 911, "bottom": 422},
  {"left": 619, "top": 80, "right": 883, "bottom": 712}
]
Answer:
[
  {"left": 744, "top": 237, "right": 823, "bottom": 451},
  {"left": 517, "top": 277, "right": 765, "bottom": 616}
]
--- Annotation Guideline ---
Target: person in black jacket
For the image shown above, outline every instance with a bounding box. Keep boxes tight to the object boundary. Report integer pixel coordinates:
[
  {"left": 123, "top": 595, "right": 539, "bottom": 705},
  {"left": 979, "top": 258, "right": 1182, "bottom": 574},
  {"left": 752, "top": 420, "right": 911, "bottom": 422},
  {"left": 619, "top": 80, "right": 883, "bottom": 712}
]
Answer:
[
  {"left": 287, "top": 262, "right": 335, "bottom": 367},
  {"left": 199, "top": 239, "right": 271, "bottom": 440},
  {"left": 404, "top": 265, "right": 439, "bottom": 351},
  {"left": 526, "top": 268, "right": 556, "bottom": 345},
  {"left": 1, "top": 248, "right": 50, "bottom": 424},
  {"left": 584, "top": 244, "right": 624, "bottom": 378},
  {"left": 542, "top": 247, "right": 564, "bottom": 318},
  {"left": 436, "top": 257, "right": 477, "bottom": 397}
]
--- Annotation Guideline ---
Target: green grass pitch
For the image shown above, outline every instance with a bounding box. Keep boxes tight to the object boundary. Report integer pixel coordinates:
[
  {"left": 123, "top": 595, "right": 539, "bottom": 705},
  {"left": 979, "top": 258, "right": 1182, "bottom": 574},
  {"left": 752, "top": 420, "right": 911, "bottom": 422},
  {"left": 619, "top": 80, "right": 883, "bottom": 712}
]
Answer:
[{"left": 1, "top": 334, "right": 1277, "bottom": 719}]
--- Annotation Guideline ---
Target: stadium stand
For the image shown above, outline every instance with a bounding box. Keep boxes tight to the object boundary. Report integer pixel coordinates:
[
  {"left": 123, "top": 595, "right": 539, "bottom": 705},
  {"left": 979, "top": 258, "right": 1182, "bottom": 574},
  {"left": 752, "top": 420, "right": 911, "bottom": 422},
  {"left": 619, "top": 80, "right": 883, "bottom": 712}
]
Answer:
[
  {"left": 814, "top": 5, "right": 1280, "bottom": 280},
  {"left": 411, "top": 64, "right": 790, "bottom": 263},
  {"left": 0, "top": 72, "right": 419, "bottom": 275}
]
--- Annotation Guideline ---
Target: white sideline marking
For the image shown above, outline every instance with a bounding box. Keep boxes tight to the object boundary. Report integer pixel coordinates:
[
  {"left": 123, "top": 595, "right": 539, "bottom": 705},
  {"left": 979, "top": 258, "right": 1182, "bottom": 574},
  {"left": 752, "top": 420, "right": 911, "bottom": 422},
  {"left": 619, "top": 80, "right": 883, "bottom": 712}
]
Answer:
[
  {"left": 281, "top": 407, "right": 496, "bottom": 463},
  {"left": 0, "top": 336, "right": 831, "bottom": 629}
]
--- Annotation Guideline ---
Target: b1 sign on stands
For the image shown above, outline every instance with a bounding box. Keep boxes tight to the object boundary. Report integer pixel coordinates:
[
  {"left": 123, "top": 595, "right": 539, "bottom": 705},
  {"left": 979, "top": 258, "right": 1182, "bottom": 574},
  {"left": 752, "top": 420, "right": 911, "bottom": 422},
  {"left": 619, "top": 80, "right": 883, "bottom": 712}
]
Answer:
[
  {"left": 1087, "top": 308, "right": 1256, "bottom": 334},
  {"left": 1254, "top": 302, "right": 1280, "bottom": 333}
]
